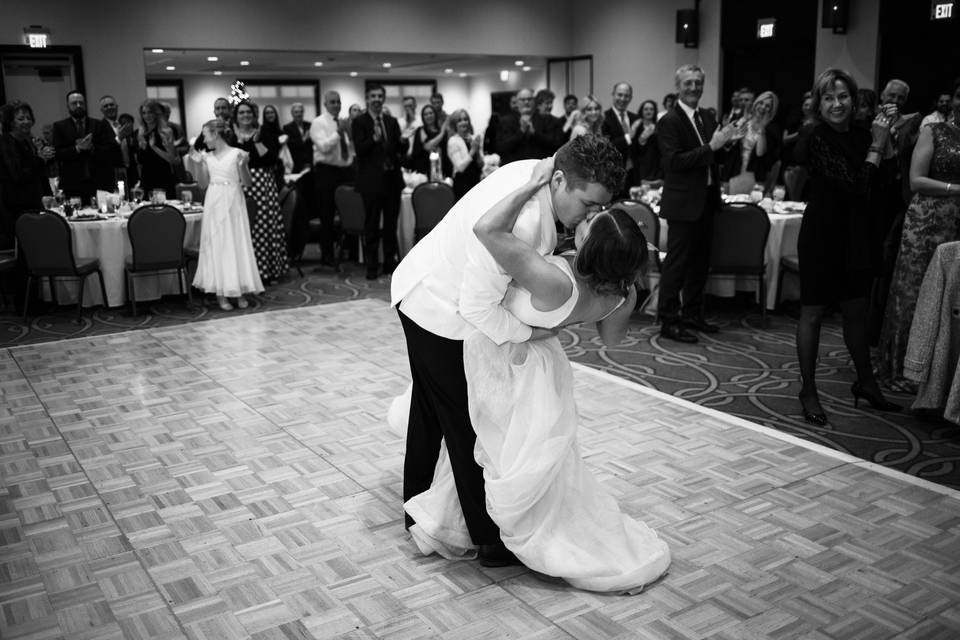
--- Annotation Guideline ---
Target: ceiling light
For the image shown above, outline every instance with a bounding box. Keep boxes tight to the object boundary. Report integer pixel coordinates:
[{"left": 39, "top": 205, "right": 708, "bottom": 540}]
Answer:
[
  {"left": 213, "top": 70, "right": 222, "bottom": 76},
  {"left": 459, "top": 72, "right": 467, "bottom": 78},
  {"left": 151, "top": 48, "right": 164, "bottom": 53},
  {"left": 444, "top": 68, "right": 453, "bottom": 74},
  {"left": 349, "top": 71, "right": 358, "bottom": 77},
  {"left": 166, "top": 66, "right": 176, "bottom": 71},
  {"left": 207, "top": 56, "right": 218, "bottom": 62},
  {"left": 515, "top": 60, "right": 524, "bottom": 66},
  {"left": 240, "top": 60, "right": 250, "bottom": 66},
  {"left": 383, "top": 62, "right": 392, "bottom": 68},
  {"left": 314, "top": 61, "right": 323, "bottom": 67},
  {"left": 500, "top": 70, "right": 509, "bottom": 82},
  {"left": 522, "top": 66, "right": 531, "bottom": 72}
]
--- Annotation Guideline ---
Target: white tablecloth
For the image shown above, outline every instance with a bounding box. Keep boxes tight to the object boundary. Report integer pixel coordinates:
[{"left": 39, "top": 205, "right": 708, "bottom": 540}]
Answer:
[{"left": 46, "top": 209, "right": 203, "bottom": 308}]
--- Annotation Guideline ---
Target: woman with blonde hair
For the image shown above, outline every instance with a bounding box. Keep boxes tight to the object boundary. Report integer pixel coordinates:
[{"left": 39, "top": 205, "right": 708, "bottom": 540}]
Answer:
[
  {"left": 136, "top": 98, "right": 179, "bottom": 199},
  {"left": 445, "top": 109, "right": 482, "bottom": 199},
  {"left": 570, "top": 95, "right": 603, "bottom": 139},
  {"left": 722, "top": 90, "right": 781, "bottom": 192}
]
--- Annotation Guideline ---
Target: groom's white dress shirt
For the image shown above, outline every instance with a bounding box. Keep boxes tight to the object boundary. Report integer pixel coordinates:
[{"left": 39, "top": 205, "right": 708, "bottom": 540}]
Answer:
[{"left": 391, "top": 160, "right": 557, "bottom": 345}]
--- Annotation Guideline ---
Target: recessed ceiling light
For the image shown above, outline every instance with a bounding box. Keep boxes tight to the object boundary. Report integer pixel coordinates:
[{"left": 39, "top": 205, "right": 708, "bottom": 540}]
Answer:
[
  {"left": 459, "top": 72, "right": 467, "bottom": 78},
  {"left": 166, "top": 66, "right": 176, "bottom": 71},
  {"left": 240, "top": 60, "right": 250, "bottom": 66},
  {"left": 151, "top": 48, "right": 164, "bottom": 53},
  {"left": 207, "top": 56, "right": 219, "bottom": 62},
  {"left": 213, "top": 70, "right": 222, "bottom": 76},
  {"left": 515, "top": 60, "right": 524, "bottom": 66},
  {"left": 444, "top": 68, "right": 453, "bottom": 74},
  {"left": 500, "top": 70, "right": 509, "bottom": 82},
  {"left": 349, "top": 71, "right": 358, "bottom": 77},
  {"left": 314, "top": 61, "right": 323, "bottom": 67},
  {"left": 522, "top": 66, "right": 531, "bottom": 72},
  {"left": 383, "top": 62, "right": 392, "bottom": 68}
]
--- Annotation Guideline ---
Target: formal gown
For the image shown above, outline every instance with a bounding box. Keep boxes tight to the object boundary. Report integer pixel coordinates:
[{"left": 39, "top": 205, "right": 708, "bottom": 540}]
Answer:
[
  {"left": 193, "top": 148, "right": 264, "bottom": 297},
  {"left": 878, "top": 122, "right": 960, "bottom": 383},
  {"left": 393, "top": 256, "right": 671, "bottom": 594}
]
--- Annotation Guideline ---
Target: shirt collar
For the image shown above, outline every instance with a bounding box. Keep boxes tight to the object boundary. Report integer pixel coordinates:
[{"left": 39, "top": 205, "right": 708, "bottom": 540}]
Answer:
[{"left": 678, "top": 100, "right": 698, "bottom": 120}]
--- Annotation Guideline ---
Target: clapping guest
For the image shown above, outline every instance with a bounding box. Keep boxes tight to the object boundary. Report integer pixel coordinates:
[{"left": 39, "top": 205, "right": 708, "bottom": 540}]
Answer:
[
  {"left": 921, "top": 92, "right": 952, "bottom": 128},
  {"left": 52, "top": 91, "right": 121, "bottom": 200},
  {"left": 793, "top": 68, "right": 900, "bottom": 426},
  {"left": 658, "top": 93, "right": 677, "bottom": 120},
  {"left": 232, "top": 99, "right": 289, "bottom": 283},
  {"left": 561, "top": 93, "right": 579, "bottom": 141},
  {"left": 878, "top": 78, "right": 960, "bottom": 389},
  {"left": 722, "top": 91, "right": 781, "bottom": 192},
  {"left": 533, "top": 89, "right": 564, "bottom": 157},
  {"left": 630, "top": 99, "right": 661, "bottom": 181},
  {"left": 409, "top": 105, "right": 447, "bottom": 177},
  {"left": 136, "top": 99, "right": 179, "bottom": 199},
  {"left": 569, "top": 95, "right": 603, "bottom": 139},
  {"left": 445, "top": 109, "right": 482, "bottom": 200},
  {"left": 0, "top": 101, "right": 52, "bottom": 229},
  {"left": 261, "top": 104, "right": 287, "bottom": 187},
  {"left": 854, "top": 89, "right": 878, "bottom": 130},
  {"left": 282, "top": 103, "right": 313, "bottom": 173},
  {"left": 194, "top": 97, "right": 235, "bottom": 151}
]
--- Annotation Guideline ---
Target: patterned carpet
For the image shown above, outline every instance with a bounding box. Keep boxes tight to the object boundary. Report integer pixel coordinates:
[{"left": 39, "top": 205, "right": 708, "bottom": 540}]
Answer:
[{"left": 2, "top": 256, "right": 957, "bottom": 489}]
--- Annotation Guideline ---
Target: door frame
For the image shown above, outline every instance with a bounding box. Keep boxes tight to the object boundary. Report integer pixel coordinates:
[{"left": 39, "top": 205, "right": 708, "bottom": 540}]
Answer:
[{"left": 0, "top": 45, "right": 85, "bottom": 105}]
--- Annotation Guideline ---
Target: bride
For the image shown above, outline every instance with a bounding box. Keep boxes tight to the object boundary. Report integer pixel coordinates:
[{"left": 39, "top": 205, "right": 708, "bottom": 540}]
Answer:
[{"left": 392, "top": 159, "right": 671, "bottom": 594}]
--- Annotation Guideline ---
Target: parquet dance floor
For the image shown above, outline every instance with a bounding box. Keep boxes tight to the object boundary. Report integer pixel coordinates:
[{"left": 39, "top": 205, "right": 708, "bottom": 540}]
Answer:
[{"left": 2, "top": 300, "right": 959, "bottom": 639}]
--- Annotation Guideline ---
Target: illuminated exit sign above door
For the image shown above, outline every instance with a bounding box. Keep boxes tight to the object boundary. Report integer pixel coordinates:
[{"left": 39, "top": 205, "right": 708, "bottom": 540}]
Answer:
[{"left": 932, "top": 1, "right": 955, "bottom": 19}]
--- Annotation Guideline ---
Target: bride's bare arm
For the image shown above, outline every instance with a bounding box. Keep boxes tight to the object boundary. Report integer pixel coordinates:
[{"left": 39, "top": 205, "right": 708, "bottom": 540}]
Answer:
[
  {"left": 473, "top": 159, "right": 572, "bottom": 309},
  {"left": 596, "top": 285, "right": 636, "bottom": 346}
]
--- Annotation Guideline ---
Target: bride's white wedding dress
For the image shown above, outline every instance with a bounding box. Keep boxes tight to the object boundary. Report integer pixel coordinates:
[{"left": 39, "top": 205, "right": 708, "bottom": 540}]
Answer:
[{"left": 393, "top": 256, "right": 670, "bottom": 593}]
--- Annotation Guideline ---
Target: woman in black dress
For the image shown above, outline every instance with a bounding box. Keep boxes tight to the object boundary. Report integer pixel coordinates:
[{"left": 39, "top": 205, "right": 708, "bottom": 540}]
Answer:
[
  {"left": 630, "top": 99, "right": 661, "bottom": 182},
  {"left": 136, "top": 99, "right": 179, "bottom": 199},
  {"left": 409, "top": 105, "right": 446, "bottom": 178},
  {"left": 261, "top": 104, "right": 286, "bottom": 188},
  {"left": 794, "top": 68, "right": 900, "bottom": 425},
  {"left": 232, "top": 99, "right": 289, "bottom": 283}
]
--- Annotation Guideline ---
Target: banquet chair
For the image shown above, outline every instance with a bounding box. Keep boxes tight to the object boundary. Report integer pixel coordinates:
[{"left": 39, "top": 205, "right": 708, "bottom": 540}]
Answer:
[
  {"left": 412, "top": 181, "right": 455, "bottom": 242},
  {"left": 15, "top": 210, "right": 109, "bottom": 321},
  {"left": 783, "top": 166, "right": 808, "bottom": 201},
  {"left": 612, "top": 199, "right": 663, "bottom": 314},
  {"left": 335, "top": 184, "right": 367, "bottom": 268},
  {"left": 278, "top": 186, "right": 303, "bottom": 277},
  {"left": 175, "top": 182, "right": 205, "bottom": 203},
  {"left": 707, "top": 202, "right": 771, "bottom": 327},
  {"left": 776, "top": 254, "right": 800, "bottom": 308},
  {"left": 125, "top": 204, "right": 191, "bottom": 316}
]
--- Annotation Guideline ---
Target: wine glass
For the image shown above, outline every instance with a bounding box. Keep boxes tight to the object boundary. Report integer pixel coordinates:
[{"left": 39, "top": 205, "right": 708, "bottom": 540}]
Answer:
[
  {"left": 181, "top": 190, "right": 193, "bottom": 206},
  {"left": 131, "top": 187, "right": 144, "bottom": 203}
]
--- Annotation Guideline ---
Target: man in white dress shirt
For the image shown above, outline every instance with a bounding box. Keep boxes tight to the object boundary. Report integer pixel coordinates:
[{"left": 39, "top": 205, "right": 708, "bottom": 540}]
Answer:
[
  {"left": 390, "top": 134, "right": 625, "bottom": 566},
  {"left": 310, "top": 91, "right": 356, "bottom": 265}
]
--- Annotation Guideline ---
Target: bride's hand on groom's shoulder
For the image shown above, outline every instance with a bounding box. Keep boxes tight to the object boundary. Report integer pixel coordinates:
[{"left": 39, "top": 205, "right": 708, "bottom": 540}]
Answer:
[
  {"left": 529, "top": 327, "right": 560, "bottom": 341},
  {"left": 530, "top": 157, "right": 555, "bottom": 188}
]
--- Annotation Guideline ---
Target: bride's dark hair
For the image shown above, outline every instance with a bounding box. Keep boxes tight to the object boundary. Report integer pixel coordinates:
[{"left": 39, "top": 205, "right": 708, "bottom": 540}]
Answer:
[{"left": 574, "top": 208, "right": 648, "bottom": 298}]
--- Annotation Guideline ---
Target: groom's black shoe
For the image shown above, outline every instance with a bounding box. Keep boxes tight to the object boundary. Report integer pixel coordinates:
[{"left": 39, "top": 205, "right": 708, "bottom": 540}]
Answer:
[
  {"left": 659, "top": 322, "right": 698, "bottom": 344},
  {"left": 478, "top": 542, "right": 521, "bottom": 568}
]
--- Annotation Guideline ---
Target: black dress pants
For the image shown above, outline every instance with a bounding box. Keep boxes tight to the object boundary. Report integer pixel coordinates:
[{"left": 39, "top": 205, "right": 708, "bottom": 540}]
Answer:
[
  {"left": 360, "top": 171, "right": 402, "bottom": 270},
  {"left": 313, "top": 164, "right": 351, "bottom": 260},
  {"left": 397, "top": 308, "right": 500, "bottom": 545},
  {"left": 657, "top": 188, "right": 718, "bottom": 324}
]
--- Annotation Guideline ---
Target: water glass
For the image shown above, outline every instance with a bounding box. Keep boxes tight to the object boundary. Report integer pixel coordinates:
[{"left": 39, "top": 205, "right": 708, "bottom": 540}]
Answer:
[
  {"left": 41, "top": 195, "right": 57, "bottom": 210},
  {"left": 181, "top": 190, "right": 193, "bottom": 205},
  {"left": 151, "top": 189, "right": 166, "bottom": 204},
  {"left": 772, "top": 185, "right": 786, "bottom": 202},
  {"left": 131, "top": 187, "right": 144, "bottom": 203}
]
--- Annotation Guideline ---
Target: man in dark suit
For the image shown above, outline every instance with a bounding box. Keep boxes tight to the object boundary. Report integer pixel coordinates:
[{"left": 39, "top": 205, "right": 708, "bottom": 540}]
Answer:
[
  {"left": 532, "top": 89, "right": 564, "bottom": 157},
  {"left": 656, "top": 64, "right": 741, "bottom": 343},
  {"left": 282, "top": 102, "right": 313, "bottom": 173},
  {"left": 601, "top": 82, "right": 638, "bottom": 185},
  {"left": 52, "top": 91, "right": 121, "bottom": 200},
  {"left": 496, "top": 88, "right": 539, "bottom": 164},
  {"left": 352, "top": 83, "right": 404, "bottom": 280}
]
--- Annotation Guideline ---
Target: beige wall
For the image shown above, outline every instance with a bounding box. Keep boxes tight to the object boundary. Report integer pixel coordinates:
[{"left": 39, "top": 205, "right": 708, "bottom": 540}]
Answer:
[{"left": 814, "top": 0, "right": 880, "bottom": 91}]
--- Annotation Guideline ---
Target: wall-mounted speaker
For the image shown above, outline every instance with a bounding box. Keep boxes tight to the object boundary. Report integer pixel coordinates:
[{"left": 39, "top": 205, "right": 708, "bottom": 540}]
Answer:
[
  {"left": 676, "top": 9, "right": 699, "bottom": 48},
  {"left": 822, "top": 0, "right": 849, "bottom": 34}
]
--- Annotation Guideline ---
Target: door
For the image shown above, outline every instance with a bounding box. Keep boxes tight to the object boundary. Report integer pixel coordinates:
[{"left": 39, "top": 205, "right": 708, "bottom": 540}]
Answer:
[{"left": 0, "top": 46, "right": 84, "bottom": 131}]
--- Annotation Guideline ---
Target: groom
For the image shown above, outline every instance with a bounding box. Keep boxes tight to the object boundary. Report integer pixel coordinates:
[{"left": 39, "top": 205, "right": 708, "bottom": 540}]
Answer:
[{"left": 390, "top": 134, "right": 625, "bottom": 566}]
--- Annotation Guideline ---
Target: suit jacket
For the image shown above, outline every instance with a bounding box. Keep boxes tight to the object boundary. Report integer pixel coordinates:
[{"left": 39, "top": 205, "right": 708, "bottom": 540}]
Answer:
[
  {"left": 52, "top": 116, "right": 121, "bottom": 197},
  {"left": 352, "top": 112, "right": 404, "bottom": 192},
  {"left": 655, "top": 104, "right": 722, "bottom": 222},
  {"left": 282, "top": 120, "right": 313, "bottom": 172},
  {"left": 496, "top": 113, "right": 558, "bottom": 164},
  {"left": 601, "top": 108, "right": 638, "bottom": 167}
]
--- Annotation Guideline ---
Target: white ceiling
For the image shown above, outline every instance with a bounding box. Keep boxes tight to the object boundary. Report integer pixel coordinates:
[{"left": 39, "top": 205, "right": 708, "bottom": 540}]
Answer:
[{"left": 143, "top": 49, "right": 544, "bottom": 79}]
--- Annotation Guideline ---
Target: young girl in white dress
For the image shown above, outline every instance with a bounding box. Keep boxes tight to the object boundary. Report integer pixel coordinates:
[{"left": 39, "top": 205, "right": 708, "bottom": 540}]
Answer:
[
  {"left": 392, "top": 159, "right": 671, "bottom": 594},
  {"left": 187, "top": 119, "right": 264, "bottom": 310}
]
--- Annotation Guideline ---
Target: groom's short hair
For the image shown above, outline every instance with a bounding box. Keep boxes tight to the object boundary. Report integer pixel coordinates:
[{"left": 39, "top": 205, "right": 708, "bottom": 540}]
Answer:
[{"left": 554, "top": 134, "right": 625, "bottom": 195}]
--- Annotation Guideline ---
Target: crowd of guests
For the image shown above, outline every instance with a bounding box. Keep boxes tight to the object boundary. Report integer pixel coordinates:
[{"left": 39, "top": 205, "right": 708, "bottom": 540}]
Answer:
[{"left": 1, "top": 72, "right": 958, "bottom": 421}]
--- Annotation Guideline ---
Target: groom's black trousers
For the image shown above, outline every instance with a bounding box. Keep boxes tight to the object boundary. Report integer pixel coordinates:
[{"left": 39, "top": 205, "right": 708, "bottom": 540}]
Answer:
[{"left": 397, "top": 309, "right": 501, "bottom": 545}]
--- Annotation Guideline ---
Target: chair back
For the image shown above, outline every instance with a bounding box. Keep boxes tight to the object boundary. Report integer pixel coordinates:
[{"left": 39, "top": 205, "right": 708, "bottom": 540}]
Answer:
[
  {"left": 335, "top": 185, "right": 366, "bottom": 235},
  {"left": 174, "top": 182, "right": 205, "bottom": 202},
  {"left": 128, "top": 205, "right": 187, "bottom": 270},
  {"left": 279, "top": 185, "right": 298, "bottom": 238},
  {"left": 15, "top": 211, "right": 79, "bottom": 275},
  {"left": 611, "top": 199, "right": 660, "bottom": 250},
  {"left": 412, "top": 182, "right": 455, "bottom": 240},
  {"left": 709, "top": 203, "right": 770, "bottom": 275},
  {"left": 783, "top": 166, "right": 808, "bottom": 201}
]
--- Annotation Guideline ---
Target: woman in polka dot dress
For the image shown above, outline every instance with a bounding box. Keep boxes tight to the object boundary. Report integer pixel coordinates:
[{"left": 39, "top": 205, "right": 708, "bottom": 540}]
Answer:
[{"left": 231, "top": 99, "right": 289, "bottom": 283}]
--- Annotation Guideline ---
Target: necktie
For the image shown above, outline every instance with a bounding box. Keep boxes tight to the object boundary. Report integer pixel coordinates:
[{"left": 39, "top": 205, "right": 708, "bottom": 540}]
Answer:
[
  {"left": 378, "top": 117, "right": 394, "bottom": 170},
  {"left": 620, "top": 111, "right": 630, "bottom": 136},
  {"left": 336, "top": 119, "right": 348, "bottom": 160},
  {"left": 76, "top": 119, "right": 85, "bottom": 137},
  {"left": 375, "top": 116, "right": 384, "bottom": 140},
  {"left": 693, "top": 109, "right": 708, "bottom": 144}
]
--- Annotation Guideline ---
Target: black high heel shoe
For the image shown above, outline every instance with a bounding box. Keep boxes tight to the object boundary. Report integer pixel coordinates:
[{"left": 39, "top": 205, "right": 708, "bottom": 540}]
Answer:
[
  {"left": 798, "top": 392, "right": 828, "bottom": 426},
  {"left": 851, "top": 382, "right": 902, "bottom": 412}
]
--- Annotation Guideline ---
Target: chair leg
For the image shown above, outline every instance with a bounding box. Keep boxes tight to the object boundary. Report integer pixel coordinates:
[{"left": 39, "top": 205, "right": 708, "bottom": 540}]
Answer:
[
  {"left": 49, "top": 277, "right": 59, "bottom": 307},
  {"left": 22, "top": 275, "right": 33, "bottom": 321},
  {"left": 759, "top": 273, "right": 767, "bottom": 329},
  {"left": 128, "top": 271, "right": 137, "bottom": 316},
  {"left": 97, "top": 269, "right": 108, "bottom": 310},
  {"left": 76, "top": 276, "right": 86, "bottom": 323},
  {"left": 180, "top": 267, "right": 193, "bottom": 307}
]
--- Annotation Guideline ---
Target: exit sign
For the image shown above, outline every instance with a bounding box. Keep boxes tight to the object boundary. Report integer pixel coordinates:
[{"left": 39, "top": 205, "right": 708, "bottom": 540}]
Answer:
[
  {"left": 932, "top": 1, "right": 955, "bottom": 19},
  {"left": 757, "top": 17, "right": 776, "bottom": 39}
]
